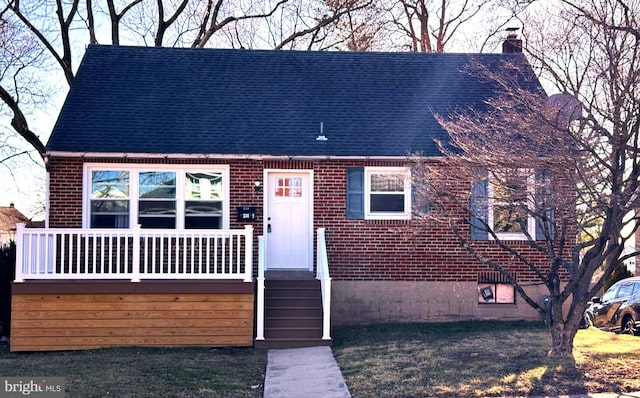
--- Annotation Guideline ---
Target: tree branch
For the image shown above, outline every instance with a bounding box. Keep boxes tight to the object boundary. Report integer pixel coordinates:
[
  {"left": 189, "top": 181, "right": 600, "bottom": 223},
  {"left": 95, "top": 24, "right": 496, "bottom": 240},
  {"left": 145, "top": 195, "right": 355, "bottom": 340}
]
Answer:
[
  {"left": 8, "top": 1, "right": 75, "bottom": 85},
  {"left": 0, "top": 84, "right": 46, "bottom": 160}
]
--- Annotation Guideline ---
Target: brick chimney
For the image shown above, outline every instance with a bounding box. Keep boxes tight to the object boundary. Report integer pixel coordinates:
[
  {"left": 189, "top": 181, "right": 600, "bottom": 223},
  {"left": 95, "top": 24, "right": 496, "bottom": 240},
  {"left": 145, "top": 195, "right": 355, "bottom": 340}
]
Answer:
[{"left": 502, "top": 27, "right": 522, "bottom": 53}]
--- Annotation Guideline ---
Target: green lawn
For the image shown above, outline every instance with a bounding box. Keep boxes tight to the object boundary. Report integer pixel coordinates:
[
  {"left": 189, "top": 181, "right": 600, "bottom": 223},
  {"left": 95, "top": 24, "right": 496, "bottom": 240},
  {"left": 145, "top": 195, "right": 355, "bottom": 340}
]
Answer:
[{"left": 1, "top": 321, "right": 638, "bottom": 397}]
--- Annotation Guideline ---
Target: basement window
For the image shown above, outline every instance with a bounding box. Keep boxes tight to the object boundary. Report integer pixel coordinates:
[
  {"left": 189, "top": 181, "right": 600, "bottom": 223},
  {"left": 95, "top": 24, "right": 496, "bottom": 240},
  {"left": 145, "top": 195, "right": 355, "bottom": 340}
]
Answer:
[{"left": 478, "top": 271, "right": 516, "bottom": 304}]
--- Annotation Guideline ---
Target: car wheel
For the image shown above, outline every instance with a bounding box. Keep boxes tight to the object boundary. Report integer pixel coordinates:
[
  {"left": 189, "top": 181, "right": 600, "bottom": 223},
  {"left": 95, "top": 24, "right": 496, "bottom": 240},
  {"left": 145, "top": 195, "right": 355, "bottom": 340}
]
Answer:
[{"left": 621, "top": 315, "right": 637, "bottom": 335}]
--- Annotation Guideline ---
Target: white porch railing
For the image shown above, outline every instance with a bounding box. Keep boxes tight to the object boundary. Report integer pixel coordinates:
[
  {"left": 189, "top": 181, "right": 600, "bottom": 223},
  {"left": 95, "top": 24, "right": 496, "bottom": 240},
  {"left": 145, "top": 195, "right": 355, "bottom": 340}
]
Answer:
[
  {"left": 316, "top": 227, "right": 331, "bottom": 341},
  {"left": 255, "top": 236, "right": 266, "bottom": 341},
  {"left": 14, "top": 223, "right": 253, "bottom": 282},
  {"left": 255, "top": 228, "right": 331, "bottom": 342}
]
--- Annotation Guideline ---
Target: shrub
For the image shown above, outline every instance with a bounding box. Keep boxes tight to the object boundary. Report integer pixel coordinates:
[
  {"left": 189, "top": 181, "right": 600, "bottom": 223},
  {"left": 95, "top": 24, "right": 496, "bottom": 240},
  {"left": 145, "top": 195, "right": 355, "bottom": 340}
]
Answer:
[{"left": 0, "top": 242, "right": 15, "bottom": 337}]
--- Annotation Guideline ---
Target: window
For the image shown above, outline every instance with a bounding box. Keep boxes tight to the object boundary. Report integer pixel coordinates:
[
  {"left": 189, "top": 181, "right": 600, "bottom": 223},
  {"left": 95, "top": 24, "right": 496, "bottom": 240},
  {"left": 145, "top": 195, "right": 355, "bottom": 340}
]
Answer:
[
  {"left": 364, "top": 167, "right": 411, "bottom": 220},
  {"left": 275, "top": 177, "right": 302, "bottom": 197},
  {"left": 90, "top": 170, "right": 130, "bottom": 228},
  {"left": 616, "top": 283, "right": 635, "bottom": 299},
  {"left": 185, "top": 172, "right": 224, "bottom": 229},
  {"left": 478, "top": 272, "right": 516, "bottom": 304},
  {"left": 85, "top": 165, "right": 229, "bottom": 229},
  {"left": 139, "top": 171, "right": 176, "bottom": 228},
  {"left": 601, "top": 285, "right": 617, "bottom": 302},
  {"left": 488, "top": 169, "right": 535, "bottom": 240},
  {"left": 471, "top": 169, "right": 555, "bottom": 241}
]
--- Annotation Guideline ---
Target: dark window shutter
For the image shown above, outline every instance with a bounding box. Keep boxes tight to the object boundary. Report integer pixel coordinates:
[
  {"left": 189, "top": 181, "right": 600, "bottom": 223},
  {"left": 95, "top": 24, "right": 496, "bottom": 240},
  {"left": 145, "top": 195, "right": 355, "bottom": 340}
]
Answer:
[
  {"left": 346, "top": 167, "right": 365, "bottom": 219},
  {"left": 470, "top": 179, "right": 489, "bottom": 240},
  {"left": 535, "top": 170, "right": 555, "bottom": 240},
  {"left": 535, "top": 209, "right": 555, "bottom": 241},
  {"left": 411, "top": 181, "right": 429, "bottom": 216}
]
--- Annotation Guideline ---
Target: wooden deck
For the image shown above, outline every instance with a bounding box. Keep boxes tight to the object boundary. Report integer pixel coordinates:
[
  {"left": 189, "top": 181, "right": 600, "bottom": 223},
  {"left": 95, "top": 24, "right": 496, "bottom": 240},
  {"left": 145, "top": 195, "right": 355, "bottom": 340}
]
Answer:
[{"left": 10, "top": 281, "right": 254, "bottom": 352}]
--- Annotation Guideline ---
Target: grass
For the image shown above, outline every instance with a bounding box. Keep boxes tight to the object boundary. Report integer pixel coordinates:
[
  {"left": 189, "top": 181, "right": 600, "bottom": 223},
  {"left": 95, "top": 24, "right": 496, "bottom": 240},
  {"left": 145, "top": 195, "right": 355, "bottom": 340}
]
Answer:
[
  {"left": 0, "top": 346, "right": 266, "bottom": 398},
  {"left": 332, "top": 320, "right": 640, "bottom": 397},
  {"left": 1, "top": 321, "right": 639, "bottom": 397}
]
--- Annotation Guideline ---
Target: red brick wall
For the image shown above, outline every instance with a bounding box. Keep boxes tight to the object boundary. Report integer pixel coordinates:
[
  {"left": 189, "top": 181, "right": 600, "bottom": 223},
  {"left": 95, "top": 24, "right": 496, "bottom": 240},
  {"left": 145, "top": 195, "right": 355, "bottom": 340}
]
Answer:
[
  {"left": 48, "top": 157, "right": 83, "bottom": 227},
  {"left": 48, "top": 156, "right": 557, "bottom": 284},
  {"left": 310, "top": 160, "right": 554, "bottom": 284}
]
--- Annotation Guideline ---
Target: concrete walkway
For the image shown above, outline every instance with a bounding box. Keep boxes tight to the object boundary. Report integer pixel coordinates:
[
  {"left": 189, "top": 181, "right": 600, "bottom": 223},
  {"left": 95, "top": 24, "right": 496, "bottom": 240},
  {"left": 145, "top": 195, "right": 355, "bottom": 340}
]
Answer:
[{"left": 263, "top": 346, "right": 351, "bottom": 398}]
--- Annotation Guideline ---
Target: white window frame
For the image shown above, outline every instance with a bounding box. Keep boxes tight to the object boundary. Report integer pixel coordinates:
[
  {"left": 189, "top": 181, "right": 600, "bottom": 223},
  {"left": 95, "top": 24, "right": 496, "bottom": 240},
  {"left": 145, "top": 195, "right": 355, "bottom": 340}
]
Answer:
[
  {"left": 487, "top": 170, "right": 535, "bottom": 240},
  {"left": 364, "top": 167, "right": 411, "bottom": 220},
  {"left": 83, "top": 164, "right": 230, "bottom": 229}
]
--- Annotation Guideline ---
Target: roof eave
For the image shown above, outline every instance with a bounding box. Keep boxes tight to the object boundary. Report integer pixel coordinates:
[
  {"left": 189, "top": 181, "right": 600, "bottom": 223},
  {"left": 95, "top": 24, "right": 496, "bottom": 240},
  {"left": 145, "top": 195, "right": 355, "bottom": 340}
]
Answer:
[{"left": 46, "top": 151, "right": 444, "bottom": 161}]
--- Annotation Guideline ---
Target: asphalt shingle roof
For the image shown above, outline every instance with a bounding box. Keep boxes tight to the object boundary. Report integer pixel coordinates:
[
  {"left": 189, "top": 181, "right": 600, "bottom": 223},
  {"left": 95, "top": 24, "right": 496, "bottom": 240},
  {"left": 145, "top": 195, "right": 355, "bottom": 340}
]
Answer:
[
  {"left": 0, "top": 205, "right": 30, "bottom": 233},
  {"left": 46, "top": 45, "right": 540, "bottom": 157}
]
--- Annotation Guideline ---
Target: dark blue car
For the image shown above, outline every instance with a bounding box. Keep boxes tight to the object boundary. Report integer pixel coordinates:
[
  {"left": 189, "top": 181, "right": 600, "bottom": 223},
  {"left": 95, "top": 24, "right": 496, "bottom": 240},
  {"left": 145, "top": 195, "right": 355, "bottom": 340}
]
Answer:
[{"left": 585, "top": 276, "right": 640, "bottom": 335}]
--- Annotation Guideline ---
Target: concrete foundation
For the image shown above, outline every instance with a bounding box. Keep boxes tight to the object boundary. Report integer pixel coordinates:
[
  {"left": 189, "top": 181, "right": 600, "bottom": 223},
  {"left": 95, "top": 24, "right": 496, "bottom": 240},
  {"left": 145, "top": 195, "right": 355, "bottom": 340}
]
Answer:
[{"left": 331, "top": 281, "right": 548, "bottom": 325}]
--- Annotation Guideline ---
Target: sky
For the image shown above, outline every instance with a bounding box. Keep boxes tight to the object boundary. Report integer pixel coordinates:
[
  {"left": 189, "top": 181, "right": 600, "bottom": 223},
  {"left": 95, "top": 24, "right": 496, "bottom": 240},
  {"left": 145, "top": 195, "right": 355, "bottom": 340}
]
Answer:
[
  {"left": 0, "top": 91, "right": 62, "bottom": 220},
  {"left": 0, "top": 2, "right": 509, "bottom": 220},
  {"left": 0, "top": 0, "right": 609, "bottom": 227}
]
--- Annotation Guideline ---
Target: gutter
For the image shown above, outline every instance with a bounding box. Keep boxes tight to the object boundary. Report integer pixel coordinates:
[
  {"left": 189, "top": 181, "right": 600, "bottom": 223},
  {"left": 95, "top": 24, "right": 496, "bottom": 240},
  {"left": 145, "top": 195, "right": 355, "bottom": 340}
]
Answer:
[{"left": 46, "top": 151, "right": 446, "bottom": 161}]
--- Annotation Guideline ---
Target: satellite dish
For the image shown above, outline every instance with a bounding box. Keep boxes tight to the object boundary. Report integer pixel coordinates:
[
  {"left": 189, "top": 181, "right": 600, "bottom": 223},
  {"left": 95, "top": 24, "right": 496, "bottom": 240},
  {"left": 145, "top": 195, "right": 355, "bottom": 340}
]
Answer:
[{"left": 545, "top": 93, "right": 582, "bottom": 128}]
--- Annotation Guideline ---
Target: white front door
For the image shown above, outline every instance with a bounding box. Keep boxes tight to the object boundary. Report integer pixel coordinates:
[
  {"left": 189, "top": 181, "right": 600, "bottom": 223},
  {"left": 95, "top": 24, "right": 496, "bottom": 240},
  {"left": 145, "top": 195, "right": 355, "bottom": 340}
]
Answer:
[{"left": 265, "top": 171, "right": 313, "bottom": 270}]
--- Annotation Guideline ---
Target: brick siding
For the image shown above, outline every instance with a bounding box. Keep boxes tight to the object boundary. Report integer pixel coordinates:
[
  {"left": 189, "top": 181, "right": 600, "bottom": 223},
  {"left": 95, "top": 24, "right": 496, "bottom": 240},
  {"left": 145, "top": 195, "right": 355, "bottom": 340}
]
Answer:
[{"left": 48, "top": 156, "right": 557, "bottom": 284}]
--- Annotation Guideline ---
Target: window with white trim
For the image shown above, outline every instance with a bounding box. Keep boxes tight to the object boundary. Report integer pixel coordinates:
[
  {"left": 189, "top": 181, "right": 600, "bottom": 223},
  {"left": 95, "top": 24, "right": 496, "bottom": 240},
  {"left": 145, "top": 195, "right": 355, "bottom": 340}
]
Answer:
[
  {"left": 90, "top": 170, "right": 130, "bottom": 228},
  {"left": 85, "top": 165, "right": 229, "bottom": 229},
  {"left": 184, "top": 172, "right": 224, "bottom": 229},
  {"left": 138, "top": 171, "right": 176, "bottom": 228},
  {"left": 488, "top": 169, "right": 535, "bottom": 240},
  {"left": 364, "top": 167, "right": 411, "bottom": 220}
]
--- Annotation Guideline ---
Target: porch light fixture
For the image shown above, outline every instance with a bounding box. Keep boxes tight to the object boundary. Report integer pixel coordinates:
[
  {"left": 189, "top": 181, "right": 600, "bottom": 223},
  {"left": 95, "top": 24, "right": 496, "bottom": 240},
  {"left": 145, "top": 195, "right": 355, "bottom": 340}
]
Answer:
[{"left": 254, "top": 180, "right": 262, "bottom": 193}]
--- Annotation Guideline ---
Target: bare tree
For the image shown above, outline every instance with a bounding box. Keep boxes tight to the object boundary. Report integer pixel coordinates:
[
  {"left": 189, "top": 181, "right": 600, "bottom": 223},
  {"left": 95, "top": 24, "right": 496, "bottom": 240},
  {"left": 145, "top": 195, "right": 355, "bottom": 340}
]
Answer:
[
  {"left": 320, "top": 0, "right": 385, "bottom": 51},
  {"left": 104, "top": 0, "right": 144, "bottom": 44},
  {"left": 0, "top": 0, "right": 378, "bottom": 217},
  {"left": 0, "top": 3, "right": 51, "bottom": 162},
  {"left": 0, "top": 0, "right": 375, "bottom": 166},
  {"left": 259, "top": 0, "right": 374, "bottom": 50},
  {"left": 384, "top": 0, "right": 492, "bottom": 52},
  {"left": 416, "top": 0, "right": 640, "bottom": 356}
]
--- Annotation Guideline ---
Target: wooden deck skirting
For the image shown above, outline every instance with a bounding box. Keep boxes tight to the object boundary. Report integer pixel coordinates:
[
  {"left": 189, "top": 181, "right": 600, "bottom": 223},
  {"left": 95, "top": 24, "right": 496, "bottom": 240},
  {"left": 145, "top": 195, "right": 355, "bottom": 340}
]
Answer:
[{"left": 10, "top": 281, "right": 255, "bottom": 352}]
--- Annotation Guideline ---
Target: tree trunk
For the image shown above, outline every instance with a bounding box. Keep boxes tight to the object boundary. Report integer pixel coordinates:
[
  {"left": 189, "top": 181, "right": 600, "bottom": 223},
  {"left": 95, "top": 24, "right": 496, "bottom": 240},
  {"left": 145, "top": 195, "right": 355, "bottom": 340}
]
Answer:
[
  {"left": 549, "top": 324, "right": 575, "bottom": 356},
  {"left": 544, "top": 295, "right": 581, "bottom": 357}
]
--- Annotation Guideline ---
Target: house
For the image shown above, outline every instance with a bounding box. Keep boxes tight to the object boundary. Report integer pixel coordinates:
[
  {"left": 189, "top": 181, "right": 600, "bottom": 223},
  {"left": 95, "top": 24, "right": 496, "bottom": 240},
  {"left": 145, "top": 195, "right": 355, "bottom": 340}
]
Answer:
[
  {"left": 0, "top": 204, "right": 33, "bottom": 247},
  {"left": 10, "top": 37, "right": 552, "bottom": 352}
]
